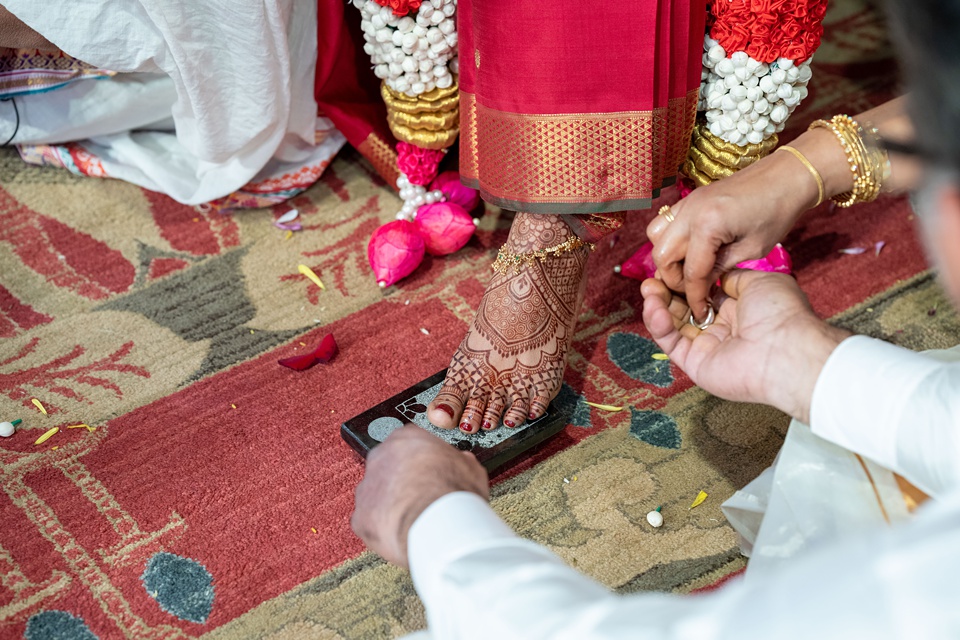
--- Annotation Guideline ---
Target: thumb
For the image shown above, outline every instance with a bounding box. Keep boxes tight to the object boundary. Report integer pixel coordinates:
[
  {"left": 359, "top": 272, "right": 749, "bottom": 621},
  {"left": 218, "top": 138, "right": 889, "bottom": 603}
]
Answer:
[{"left": 718, "top": 269, "right": 767, "bottom": 300}]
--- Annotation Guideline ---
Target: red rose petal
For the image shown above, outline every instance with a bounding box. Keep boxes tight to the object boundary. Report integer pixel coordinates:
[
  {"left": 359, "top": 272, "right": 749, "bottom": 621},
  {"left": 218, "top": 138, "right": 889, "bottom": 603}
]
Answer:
[
  {"left": 312, "top": 333, "right": 338, "bottom": 362},
  {"left": 278, "top": 353, "right": 319, "bottom": 371}
]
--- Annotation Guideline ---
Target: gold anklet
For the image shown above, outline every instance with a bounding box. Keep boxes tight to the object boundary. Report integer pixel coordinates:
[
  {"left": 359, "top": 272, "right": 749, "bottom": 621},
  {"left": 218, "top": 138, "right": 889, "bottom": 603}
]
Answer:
[{"left": 492, "top": 236, "right": 595, "bottom": 275}]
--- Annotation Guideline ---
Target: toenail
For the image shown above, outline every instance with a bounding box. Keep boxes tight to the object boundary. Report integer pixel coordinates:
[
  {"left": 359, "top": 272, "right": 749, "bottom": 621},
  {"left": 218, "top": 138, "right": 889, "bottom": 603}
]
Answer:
[
  {"left": 437, "top": 404, "right": 455, "bottom": 418},
  {"left": 482, "top": 421, "right": 492, "bottom": 430},
  {"left": 460, "top": 422, "right": 472, "bottom": 432},
  {"left": 528, "top": 412, "right": 538, "bottom": 420},
  {"left": 504, "top": 419, "right": 515, "bottom": 428}
]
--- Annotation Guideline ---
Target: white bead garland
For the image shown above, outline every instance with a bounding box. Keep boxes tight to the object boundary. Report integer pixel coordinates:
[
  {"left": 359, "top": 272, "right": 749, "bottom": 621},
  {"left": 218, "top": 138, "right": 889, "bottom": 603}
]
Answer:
[
  {"left": 396, "top": 173, "right": 445, "bottom": 221},
  {"left": 353, "top": 0, "right": 458, "bottom": 97},
  {"left": 698, "top": 36, "right": 813, "bottom": 146}
]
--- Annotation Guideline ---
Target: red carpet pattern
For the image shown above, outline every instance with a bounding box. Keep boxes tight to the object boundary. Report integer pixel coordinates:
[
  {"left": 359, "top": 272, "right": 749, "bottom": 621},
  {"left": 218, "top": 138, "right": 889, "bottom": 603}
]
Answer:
[{"left": 2, "top": 1, "right": 958, "bottom": 637}]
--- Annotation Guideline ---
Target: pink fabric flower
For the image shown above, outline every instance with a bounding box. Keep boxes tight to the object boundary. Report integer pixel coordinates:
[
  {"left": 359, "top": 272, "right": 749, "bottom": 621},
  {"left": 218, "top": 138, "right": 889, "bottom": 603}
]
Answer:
[
  {"left": 736, "top": 243, "right": 793, "bottom": 274},
  {"left": 415, "top": 202, "right": 476, "bottom": 256},
  {"left": 619, "top": 241, "right": 658, "bottom": 282},
  {"left": 617, "top": 242, "right": 792, "bottom": 283},
  {"left": 397, "top": 142, "right": 445, "bottom": 186},
  {"left": 430, "top": 171, "right": 481, "bottom": 211},
  {"left": 367, "top": 220, "right": 426, "bottom": 287}
]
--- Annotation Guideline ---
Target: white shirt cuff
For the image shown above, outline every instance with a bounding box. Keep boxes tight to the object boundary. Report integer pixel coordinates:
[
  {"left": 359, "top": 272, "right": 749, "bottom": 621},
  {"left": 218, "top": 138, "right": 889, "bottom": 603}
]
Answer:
[
  {"left": 408, "top": 492, "right": 517, "bottom": 601},
  {"left": 810, "top": 335, "right": 945, "bottom": 473}
]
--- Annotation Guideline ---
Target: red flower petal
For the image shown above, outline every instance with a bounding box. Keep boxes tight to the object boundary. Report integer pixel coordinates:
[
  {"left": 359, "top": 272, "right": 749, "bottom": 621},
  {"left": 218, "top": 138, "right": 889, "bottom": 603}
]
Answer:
[
  {"left": 278, "top": 353, "right": 319, "bottom": 371},
  {"left": 312, "top": 333, "right": 338, "bottom": 362}
]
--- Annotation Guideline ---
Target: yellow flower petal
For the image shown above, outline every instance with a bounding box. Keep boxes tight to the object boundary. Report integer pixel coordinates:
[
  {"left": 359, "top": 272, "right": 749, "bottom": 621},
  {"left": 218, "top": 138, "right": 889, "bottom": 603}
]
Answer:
[
  {"left": 689, "top": 490, "right": 708, "bottom": 509},
  {"left": 298, "top": 264, "right": 325, "bottom": 290},
  {"left": 583, "top": 401, "right": 624, "bottom": 412},
  {"left": 66, "top": 424, "right": 90, "bottom": 429},
  {"left": 651, "top": 353, "right": 669, "bottom": 361},
  {"left": 34, "top": 427, "right": 59, "bottom": 445},
  {"left": 32, "top": 398, "right": 47, "bottom": 415}
]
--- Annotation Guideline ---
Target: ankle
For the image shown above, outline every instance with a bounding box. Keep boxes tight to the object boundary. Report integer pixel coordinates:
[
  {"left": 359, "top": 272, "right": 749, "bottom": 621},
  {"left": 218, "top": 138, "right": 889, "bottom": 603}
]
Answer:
[{"left": 505, "top": 212, "right": 577, "bottom": 253}]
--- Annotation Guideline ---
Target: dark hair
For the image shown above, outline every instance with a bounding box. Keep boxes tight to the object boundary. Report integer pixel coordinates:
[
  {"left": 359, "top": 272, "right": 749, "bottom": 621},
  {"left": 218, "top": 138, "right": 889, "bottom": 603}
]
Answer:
[{"left": 886, "top": 0, "right": 960, "bottom": 173}]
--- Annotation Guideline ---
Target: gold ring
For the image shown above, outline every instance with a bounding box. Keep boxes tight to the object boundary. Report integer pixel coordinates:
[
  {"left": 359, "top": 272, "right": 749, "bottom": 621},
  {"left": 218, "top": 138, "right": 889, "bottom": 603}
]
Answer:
[
  {"left": 688, "top": 302, "right": 716, "bottom": 331},
  {"left": 658, "top": 205, "right": 676, "bottom": 224}
]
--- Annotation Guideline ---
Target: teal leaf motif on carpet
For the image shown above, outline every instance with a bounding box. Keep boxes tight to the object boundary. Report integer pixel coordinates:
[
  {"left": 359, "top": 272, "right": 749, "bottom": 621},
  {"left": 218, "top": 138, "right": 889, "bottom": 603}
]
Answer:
[
  {"left": 25, "top": 611, "right": 98, "bottom": 640},
  {"left": 555, "top": 383, "right": 592, "bottom": 428},
  {"left": 606, "top": 333, "right": 673, "bottom": 388},
  {"left": 629, "top": 408, "right": 681, "bottom": 449},
  {"left": 142, "top": 552, "right": 215, "bottom": 624}
]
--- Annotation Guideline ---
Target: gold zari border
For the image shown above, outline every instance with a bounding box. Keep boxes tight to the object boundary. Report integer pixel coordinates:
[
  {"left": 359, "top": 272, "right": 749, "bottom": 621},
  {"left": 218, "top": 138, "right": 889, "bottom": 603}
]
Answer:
[
  {"left": 356, "top": 132, "right": 399, "bottom": 188},
  {"left": 460, "top": 90, "right": 698, "bottom": 212}
]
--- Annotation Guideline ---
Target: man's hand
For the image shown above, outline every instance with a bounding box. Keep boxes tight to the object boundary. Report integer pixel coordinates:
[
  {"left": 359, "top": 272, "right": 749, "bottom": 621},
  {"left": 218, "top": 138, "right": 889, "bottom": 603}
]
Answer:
[
  {"left": 351, "top": 425, "right": 489, "bottom": 568},
  {"left": 641, "top": 271, "right": 851, "bottom": 423}
]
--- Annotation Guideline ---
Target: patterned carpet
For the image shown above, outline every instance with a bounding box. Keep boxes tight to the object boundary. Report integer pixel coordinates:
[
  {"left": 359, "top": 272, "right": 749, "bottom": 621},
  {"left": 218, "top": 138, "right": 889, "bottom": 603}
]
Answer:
[{"left": 2, "top": 1, "right": 959, "bottom": 638}]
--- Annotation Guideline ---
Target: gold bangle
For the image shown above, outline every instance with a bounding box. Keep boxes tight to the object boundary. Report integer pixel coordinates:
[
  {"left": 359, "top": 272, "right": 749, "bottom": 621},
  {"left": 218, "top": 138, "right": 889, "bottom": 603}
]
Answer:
[
  {"left": 492, "top": 236, "right": 595, "bottom": 275},
  {"left": 776, "top": 145, "right": 825, "bottom": 208},
  {"left": 809, "top": 115, "right": 884, "bottom": 207}
]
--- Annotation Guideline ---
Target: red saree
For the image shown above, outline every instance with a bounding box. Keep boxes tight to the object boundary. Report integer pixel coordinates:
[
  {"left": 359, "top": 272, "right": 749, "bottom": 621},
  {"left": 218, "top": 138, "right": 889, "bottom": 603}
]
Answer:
[
  {"left": 316, "top": 0, "right": 399, "bottom": 186},
  {"left": 458, "top": 0, "right": 706, "bottom": 223}
]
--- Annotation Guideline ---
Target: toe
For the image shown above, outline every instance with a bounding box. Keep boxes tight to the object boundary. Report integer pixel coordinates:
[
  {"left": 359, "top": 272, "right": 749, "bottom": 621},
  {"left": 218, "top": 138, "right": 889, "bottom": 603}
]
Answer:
[
  {"left": 502, "top": 388, "right": 530, "bottom": 429},
  {"left": 528, "top": 391, "right": 552, "bottom": 420},
  {"left": 459, "top": 389, "right": 489, "bottom": 434},
  {"left": 427, "top": 384, "right": 466, "bottom": 429},
  {"left": 481, "top": 387, "right": 508, "bottom": 430}
]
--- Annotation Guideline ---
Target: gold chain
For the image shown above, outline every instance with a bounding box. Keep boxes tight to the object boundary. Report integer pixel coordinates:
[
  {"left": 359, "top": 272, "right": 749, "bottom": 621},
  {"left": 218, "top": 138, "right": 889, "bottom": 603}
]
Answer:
[{"left": 492, "top": 235, "right": 595, "bottom": 275}]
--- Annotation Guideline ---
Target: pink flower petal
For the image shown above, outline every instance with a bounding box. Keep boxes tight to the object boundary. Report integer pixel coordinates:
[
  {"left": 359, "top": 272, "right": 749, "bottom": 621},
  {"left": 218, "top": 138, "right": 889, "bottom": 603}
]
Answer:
[
  {"left": 839, "top": 247, "right": 868, "bottom": 255},
  {"left": 874, "top": 241, "right": 886, "bottom": 257}
]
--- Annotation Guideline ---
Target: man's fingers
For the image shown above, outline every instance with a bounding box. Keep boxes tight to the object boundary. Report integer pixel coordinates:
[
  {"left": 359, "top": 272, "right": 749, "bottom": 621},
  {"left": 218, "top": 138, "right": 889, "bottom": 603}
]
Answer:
[
  {"left": 641, "top": 279, "right": 688, "bottom": 354},
  {"left": 719, "top": 269, "right": 766, "bottom": 299}
]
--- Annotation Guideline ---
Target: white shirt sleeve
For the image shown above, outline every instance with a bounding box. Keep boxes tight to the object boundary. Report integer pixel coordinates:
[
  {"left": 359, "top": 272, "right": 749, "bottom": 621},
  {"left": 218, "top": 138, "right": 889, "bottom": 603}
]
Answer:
[
  {"left": 407, "top": 492, "right": 722, "bottom": 640},
  {"left": 810, "top": 336, "right": 960, "bottom": 497},
  {"left": 407, "top": 491, "right": 960, "bottom": 640}
]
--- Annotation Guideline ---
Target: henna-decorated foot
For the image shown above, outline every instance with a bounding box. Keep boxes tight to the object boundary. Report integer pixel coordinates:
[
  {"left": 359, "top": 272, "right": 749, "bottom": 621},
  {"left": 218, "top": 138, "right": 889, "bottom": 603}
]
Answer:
[{"left": 427, "top": 212, "right": 590, "bottom": 431}]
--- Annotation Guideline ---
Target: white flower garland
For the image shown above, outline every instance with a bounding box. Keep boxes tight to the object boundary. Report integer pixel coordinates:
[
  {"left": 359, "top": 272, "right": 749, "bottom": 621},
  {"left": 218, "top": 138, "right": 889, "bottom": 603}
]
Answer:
[
  {"left": 699, "top": 37, "right": 813, "bottom": 146},
  {"left": 396, "top": 173, "right": 445, "bottom": 221},
  {"left": 354, "top": 0, "right": 459, "bottom": 97}
]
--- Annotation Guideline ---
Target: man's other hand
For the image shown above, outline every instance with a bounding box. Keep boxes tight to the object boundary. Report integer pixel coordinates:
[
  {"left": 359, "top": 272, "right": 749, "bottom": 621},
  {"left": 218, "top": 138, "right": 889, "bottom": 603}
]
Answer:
[{"left": 352, "top": 425, "right": 489, "bottom": 567}]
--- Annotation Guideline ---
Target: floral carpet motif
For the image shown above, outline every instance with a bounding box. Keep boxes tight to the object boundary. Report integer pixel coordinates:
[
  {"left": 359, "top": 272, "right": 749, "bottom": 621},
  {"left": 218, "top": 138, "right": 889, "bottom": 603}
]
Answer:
[{"left": 2, "top": 1, "right": 957, "bottom": 637}]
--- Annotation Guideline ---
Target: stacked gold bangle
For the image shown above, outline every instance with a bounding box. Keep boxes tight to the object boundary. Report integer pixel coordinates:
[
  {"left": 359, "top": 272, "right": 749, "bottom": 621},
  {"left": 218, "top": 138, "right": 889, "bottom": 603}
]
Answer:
[
  {"left": 808, "top": 115, "right": 888, "bottom": 207},
  {"left": 492, "top": 236, "right": 594, "bottom": 275}
]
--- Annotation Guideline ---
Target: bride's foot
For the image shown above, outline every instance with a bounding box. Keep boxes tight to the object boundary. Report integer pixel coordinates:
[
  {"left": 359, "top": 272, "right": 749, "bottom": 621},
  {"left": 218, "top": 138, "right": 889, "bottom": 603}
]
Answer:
[{"left": 427, "top": 212, "right": 590, "bottom": 432}]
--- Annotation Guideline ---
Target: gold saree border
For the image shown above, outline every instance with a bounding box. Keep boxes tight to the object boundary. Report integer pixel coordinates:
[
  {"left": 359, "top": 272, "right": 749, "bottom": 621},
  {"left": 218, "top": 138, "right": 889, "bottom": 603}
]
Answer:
[
  {"left": 356, "top": 132, "right": 399, "bottom": 188},
  {"left": 460, "top": 89, "right": 697, "bottom": 214}
]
